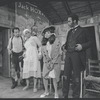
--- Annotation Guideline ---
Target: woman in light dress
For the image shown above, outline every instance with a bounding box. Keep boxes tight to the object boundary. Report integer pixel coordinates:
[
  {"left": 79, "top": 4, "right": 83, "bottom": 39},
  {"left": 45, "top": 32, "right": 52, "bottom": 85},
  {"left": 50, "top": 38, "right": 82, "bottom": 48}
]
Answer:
[
  {"left": 22, "top": 29, "right": 41, "bottom": 92},
  {"left": 40, "top": 26, "right": 61, "bottom": 98}
]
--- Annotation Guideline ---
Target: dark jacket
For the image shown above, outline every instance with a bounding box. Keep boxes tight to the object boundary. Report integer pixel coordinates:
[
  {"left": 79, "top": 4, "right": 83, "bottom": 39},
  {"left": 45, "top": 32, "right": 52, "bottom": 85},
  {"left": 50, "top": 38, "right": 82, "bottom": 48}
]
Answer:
[{"left": 64, "top": 26, "right": 93, "bottom": 70}]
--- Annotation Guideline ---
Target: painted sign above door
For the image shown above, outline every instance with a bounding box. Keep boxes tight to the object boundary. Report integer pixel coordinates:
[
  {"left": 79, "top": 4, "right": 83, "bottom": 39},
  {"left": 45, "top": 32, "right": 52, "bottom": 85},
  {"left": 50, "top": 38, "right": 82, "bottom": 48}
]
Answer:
[{"left": 15, "top": 2, "right": 49, "bottom": 40}]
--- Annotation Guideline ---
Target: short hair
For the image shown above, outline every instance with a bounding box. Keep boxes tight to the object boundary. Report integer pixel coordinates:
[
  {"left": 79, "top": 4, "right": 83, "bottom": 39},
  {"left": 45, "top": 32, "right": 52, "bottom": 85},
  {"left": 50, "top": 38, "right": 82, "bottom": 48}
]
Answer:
[
  {"left": 68, "top": 13, "right": 79, "bottom": 23},
  {"left": 12, "top": 27, "right": 20, "bottom": 33}
]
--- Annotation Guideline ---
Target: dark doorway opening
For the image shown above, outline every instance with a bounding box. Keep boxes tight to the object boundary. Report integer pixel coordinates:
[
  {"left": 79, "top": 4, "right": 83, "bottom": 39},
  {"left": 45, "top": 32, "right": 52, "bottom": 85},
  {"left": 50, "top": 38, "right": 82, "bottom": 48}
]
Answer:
[
  {"left": 0, "top": 26, "right": 9, "bottom": 77},
  {"left": 85, "top": 26, "right": 98, "bottom": 60}
]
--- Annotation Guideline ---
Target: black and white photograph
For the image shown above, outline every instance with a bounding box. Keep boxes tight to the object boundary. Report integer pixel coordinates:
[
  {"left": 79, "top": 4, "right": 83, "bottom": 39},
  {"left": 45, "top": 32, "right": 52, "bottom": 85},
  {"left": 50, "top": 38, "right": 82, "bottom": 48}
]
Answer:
[{"left": 0, "top": 0, "right": 100, "bottom": 98}]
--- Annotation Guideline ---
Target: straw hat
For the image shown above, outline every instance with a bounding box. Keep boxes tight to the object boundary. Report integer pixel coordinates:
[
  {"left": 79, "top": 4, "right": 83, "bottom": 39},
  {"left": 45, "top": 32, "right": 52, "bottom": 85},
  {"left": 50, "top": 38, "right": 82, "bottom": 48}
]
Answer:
[{"left": 42, "top": 26, "right": 55, "bottom": 36}]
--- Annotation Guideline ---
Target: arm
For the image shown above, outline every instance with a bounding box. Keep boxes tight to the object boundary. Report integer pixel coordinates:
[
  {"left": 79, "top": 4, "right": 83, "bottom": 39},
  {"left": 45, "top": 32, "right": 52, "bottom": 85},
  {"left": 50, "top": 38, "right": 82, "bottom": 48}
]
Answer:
[{"left": 34, "top": 36, "right": 42, "bottom": 55}]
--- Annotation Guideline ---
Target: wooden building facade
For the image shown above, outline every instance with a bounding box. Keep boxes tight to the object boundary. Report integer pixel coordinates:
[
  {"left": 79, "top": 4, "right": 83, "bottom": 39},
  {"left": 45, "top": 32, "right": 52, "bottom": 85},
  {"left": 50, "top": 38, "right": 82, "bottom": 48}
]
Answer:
[
  {"left": 0, "top": 2, "right": 49, "bottom": 77},
  {"left": 0, "top": 0, "right": 100, "bottom": 78}
]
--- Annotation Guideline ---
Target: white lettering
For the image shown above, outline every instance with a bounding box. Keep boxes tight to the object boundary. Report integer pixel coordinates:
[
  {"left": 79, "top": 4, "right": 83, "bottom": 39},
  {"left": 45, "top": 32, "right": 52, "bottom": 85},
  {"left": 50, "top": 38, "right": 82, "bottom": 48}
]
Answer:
[
  {"left": 18, "top": 2, "right": 22, "bottom": 8},
  {"left": 17, "top": 2, "right": 45, "bottom": 16},
  {"left": 26, "top": 5, "right": 29, "bottom": 10}
]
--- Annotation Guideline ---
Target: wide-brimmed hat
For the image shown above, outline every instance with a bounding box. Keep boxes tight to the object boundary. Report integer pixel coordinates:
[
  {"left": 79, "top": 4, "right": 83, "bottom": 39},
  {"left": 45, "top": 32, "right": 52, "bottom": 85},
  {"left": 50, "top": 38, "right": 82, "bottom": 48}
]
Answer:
[{"left": 42, "top": 26, "right": 55, "bottom": 36}]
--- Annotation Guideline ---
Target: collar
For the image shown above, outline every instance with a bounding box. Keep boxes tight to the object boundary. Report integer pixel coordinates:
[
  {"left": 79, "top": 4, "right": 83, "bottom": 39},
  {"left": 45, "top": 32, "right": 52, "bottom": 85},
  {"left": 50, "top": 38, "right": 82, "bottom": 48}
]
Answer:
[{"left": 71, "top": 25, "right": 79, "bottom": 30}]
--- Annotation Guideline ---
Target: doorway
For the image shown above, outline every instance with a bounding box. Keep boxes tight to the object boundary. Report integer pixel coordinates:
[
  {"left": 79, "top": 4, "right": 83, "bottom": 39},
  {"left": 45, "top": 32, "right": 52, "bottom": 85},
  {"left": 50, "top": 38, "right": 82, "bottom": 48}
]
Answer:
[
  {"left": 85, "top": 26, "right": 98, "bottom": 60},
  {"left": 0, "top": 27, "right": 9, "bottom": 77}
]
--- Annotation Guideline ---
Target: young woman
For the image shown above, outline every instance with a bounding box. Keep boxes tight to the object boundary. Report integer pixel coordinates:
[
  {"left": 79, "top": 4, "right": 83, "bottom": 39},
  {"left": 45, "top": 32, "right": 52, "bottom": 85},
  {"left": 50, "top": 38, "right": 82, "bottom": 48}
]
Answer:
[
  {"left": 40, "top": 26, "right": 61, "bottom": 98},
  {"left": 22, "top": 29, "right": 41, "bottom": 92}
]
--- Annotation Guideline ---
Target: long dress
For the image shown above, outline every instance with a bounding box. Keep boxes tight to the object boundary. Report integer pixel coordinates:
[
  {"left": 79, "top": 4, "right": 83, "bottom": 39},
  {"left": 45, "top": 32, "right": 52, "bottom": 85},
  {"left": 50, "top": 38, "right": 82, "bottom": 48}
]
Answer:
[
  {"left": 42, "top": 38, "right": 61, "bottom": 82},
  {"left": 23, "top": 36, "right": 41, "bottom": 79}
]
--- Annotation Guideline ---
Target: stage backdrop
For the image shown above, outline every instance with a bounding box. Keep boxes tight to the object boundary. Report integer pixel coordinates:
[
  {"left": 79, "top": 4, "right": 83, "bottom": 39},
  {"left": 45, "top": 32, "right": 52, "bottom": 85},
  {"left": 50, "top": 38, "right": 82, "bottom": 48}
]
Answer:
[{"left": 15, "top": 2, "right": 49, "bottom": 40}]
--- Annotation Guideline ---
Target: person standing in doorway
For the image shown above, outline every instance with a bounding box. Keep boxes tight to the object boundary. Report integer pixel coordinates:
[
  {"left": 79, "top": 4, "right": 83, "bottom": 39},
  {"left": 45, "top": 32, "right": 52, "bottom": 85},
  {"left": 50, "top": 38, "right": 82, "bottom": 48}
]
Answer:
[
  {"left": 62, "top": 13, "right": 93, "bottom": 98},
  {"left": 7, "top": 27, "right": 24, "bottom": 89}
]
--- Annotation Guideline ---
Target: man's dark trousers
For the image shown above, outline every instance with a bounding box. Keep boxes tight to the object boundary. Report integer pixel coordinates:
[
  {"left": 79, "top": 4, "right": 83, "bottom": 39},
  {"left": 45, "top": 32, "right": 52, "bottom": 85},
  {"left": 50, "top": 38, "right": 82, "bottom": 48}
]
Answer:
[
  {"left": 11, "top": 51, "right": 23, "bottom": 77},
  {"left": 62, "top": 51, "right": 82, "bottom": 98}
]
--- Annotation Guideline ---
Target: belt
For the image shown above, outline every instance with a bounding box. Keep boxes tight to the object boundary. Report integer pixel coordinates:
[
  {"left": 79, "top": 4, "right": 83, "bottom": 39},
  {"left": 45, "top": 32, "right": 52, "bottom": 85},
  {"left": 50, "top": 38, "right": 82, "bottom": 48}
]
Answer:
[{"left": 12, "top": 51, "right": 23, "bottom": 55}]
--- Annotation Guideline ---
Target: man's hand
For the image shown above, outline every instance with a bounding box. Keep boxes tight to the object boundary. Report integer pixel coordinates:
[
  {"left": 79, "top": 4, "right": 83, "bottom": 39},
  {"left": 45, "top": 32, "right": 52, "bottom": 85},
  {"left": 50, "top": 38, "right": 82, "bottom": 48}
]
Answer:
[
  {"left": 8, "top": 50, "right": 12, "bottom": 55},
  {"left": 75, "top": 44, "right": 82, "bottom": 51},
  {"left": 63, "top": 75, "right": 67, "bottom": 80}
]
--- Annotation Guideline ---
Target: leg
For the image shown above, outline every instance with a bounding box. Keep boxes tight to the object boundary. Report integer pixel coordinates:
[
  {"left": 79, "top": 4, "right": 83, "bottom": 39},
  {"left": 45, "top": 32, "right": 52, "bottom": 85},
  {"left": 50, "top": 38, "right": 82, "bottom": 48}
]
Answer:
[
  {"left": 20, "top": 59, "right": 26, "bottom": 86},
  {"left": 23, "top": 79, "right": 29, "bottom": 90},
  {"left": 40, "top": 78, "right": 49, "bottom": 98},
  {"left": 53, "top": 78, "right": 59, "bottom": 98},
  {"left": 16, "top": 55, "right": 20, "bottom": 79},
  {"left": 72, "top": 74, "right": 80, "bottom": 98},
  {"left": 16, "top": 56, "right": 21, "bottom": 85},
  {"left": 11, "top": 54, "right": 18, "bottom": 89},
  {"left": 37, "top": 78, "right": 41, "bottom": 89},
  {"left": 71, "top": 52, "right": 81, "bottom": 98},
  {"left": 43, "top": 78, "right": 49, "bottom": 93},
  {"left": 33, "top": 78, "right": 37, "bottom": 92},
  {"left": 11, "top": 77, "right": 18, "bottom": 89},
  {"left": 62, "top": 53, "right": 72, "bottom": 98}
]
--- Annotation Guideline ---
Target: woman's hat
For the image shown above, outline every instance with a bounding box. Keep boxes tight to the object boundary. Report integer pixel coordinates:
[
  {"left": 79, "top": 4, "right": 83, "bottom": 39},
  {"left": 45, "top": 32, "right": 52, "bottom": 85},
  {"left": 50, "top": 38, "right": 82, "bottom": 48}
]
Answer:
[{"left": 42, "top": 26, "right": 55, "bottom": 36}]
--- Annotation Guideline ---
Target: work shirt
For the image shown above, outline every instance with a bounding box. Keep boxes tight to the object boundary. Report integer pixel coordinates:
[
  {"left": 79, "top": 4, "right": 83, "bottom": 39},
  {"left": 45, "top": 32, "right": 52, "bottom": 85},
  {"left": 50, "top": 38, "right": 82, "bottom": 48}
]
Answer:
[{"left": 7, "top": 36, "right": 23, "bottom": 53}]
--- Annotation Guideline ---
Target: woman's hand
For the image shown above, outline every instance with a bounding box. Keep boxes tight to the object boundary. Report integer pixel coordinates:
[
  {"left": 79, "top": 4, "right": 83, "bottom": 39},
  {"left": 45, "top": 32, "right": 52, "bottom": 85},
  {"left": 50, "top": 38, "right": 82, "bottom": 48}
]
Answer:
[
  {"left": 38, "top": 55, "right": 42, "bottom": 60},
  {"left": 23, "top": 52, "right": 26, "bottom": 58}
]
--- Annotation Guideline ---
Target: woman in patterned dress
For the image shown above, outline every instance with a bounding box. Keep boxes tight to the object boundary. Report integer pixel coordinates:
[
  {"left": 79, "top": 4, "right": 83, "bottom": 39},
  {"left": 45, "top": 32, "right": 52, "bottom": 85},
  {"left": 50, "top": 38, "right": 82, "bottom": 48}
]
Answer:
[{"left": 40, "top": 26, "right": 61, "bottom": 98}]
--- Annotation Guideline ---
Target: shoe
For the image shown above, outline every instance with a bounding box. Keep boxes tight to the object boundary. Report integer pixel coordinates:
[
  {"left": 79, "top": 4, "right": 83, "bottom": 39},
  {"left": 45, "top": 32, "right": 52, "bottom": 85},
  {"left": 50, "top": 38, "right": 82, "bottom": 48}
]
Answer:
[
  {"left": 54, "top": 94, "right": 59, "bottom": 98},
  {"left": 40, "top": 92, "right": 49, "bottom": 98},
  {"left": 33, "top": 88, "right": 37, "bottom": 93},
  {"left": 11, "top": 80, "right": 18, "bottom": 89},
  {"left": 23, "top": 86, "right": 29, "bottom": 90}
]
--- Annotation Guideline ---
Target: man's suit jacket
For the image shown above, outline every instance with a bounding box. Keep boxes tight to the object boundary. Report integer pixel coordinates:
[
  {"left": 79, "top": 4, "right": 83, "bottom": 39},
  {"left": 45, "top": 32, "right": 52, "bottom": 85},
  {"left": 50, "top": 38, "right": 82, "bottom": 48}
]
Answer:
[{"left": 64, "top": 26, "right": 93, "bottom": 71}]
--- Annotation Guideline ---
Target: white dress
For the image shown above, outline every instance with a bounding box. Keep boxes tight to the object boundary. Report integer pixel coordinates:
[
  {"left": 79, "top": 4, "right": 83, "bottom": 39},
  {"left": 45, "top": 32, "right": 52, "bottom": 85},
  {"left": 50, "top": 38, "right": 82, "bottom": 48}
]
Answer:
[{"left": 23, "top": 36, "right": 41, "bottom": 79}]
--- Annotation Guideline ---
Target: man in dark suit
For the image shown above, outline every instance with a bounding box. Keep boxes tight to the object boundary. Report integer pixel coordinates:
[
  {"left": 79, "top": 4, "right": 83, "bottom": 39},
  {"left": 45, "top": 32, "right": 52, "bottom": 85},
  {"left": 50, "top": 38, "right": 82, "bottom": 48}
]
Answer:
[{"left": 62, "top": 13, "right": 93, "bottom": 98}]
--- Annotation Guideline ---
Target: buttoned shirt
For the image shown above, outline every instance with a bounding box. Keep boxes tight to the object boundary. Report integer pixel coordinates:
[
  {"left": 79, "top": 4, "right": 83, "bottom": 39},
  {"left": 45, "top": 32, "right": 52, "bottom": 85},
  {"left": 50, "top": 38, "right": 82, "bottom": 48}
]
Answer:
[{"left": 7, "top": 36, "right": 23, "bottom": 53}]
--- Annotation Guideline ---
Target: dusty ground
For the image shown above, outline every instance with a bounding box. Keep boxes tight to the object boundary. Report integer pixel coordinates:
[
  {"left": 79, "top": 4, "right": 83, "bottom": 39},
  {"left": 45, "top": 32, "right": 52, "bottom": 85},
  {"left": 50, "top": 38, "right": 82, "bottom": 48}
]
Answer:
[{"left": 0, "top": 76, "right": 100, "bottom": 98}]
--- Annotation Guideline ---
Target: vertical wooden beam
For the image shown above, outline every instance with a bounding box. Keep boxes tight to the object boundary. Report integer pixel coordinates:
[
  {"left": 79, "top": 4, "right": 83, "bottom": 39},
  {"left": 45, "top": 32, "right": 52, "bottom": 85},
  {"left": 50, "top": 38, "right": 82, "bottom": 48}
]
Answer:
[
  {"left": 63, "top": 0, "right": 72, "bottom": 15},
  {"left": 87, "top": 0, "right": 93, "bottom": 16}
]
